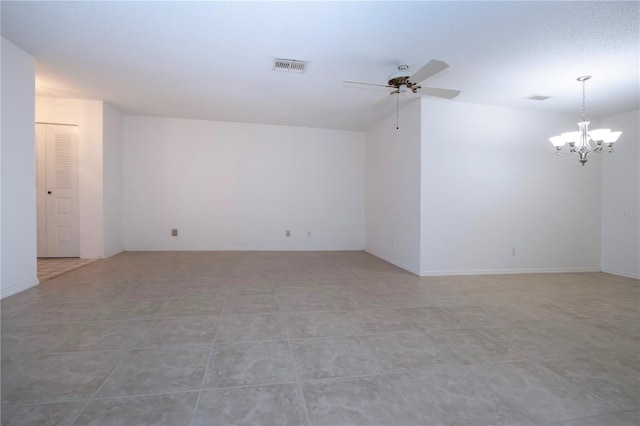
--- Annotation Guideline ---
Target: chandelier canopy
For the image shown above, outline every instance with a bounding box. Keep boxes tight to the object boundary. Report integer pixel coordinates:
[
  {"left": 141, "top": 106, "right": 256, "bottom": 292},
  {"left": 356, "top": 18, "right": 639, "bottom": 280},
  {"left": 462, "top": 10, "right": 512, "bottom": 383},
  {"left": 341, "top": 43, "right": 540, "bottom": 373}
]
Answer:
[{"left": 549, "top": 75, "right": 621, "bottom": 166}]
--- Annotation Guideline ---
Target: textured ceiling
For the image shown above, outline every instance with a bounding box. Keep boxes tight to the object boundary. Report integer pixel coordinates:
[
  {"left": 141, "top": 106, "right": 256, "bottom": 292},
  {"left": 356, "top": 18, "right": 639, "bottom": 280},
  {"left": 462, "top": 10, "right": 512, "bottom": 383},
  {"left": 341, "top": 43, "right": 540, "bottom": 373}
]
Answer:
[{"left": 2, "top": 1, "right": 638, "bottom": 131}]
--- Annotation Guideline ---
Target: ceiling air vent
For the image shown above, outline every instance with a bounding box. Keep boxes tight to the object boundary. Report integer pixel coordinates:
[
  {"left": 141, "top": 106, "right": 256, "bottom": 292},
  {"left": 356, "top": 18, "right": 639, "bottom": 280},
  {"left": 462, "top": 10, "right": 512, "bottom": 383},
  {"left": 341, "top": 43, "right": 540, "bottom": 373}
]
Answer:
[
  {"left": 273, "top": 58, "right": 308, "bottom": 73},
  {"left": 526, "top": 94, "right": 551, "bottom": 101}
]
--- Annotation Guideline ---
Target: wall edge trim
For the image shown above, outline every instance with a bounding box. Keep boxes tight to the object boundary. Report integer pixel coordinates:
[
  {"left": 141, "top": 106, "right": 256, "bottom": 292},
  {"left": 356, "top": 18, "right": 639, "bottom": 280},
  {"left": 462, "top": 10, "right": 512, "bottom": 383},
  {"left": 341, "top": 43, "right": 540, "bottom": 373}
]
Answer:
[
  {"left": 122, "top": 246, "right": 365, "bottom": 252},
  {"left": 601, "top": 268, "right": 640, "bottom": 280},
  {"left": 418, "top": 267, "right": 602, "bottom": 276},
  {"left": 0, "top": 278, "right": 39, "bottom": 299},
  {"left": 364, "top": 248, "right": 420, "bottom": 275}
]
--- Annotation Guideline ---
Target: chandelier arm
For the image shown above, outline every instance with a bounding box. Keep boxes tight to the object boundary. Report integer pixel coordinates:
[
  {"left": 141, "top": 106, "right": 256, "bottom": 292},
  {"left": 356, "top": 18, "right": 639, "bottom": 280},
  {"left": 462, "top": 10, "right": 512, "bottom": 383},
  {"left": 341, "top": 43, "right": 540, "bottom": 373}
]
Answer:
[
  {"left": 584, "top": 139, "right": 598, "bottom": 152},
  {"left": 559, "top": 147, "right": 611, "bottom": 156},
  {"left": 585, "top": 137, "right": 606, "bottom": 153}
]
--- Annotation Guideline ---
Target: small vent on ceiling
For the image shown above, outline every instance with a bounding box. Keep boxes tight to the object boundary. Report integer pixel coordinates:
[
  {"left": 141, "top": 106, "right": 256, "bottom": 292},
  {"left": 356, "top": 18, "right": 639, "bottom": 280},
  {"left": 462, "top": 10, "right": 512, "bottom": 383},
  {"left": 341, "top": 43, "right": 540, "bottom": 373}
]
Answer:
[
  {"left": 526, "top": 94, "right": 551, "bottom": 101},
  {"left": 273, "top": 58, "right": 308, "bottom": 73}
]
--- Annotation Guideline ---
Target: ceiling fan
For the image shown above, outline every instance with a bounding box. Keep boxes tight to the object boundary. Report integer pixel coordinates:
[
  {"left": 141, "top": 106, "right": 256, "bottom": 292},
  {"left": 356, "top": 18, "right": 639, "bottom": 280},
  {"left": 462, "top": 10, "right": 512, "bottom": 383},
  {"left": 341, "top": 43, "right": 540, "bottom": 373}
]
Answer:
[{"left": 343, "top": 59, "right": 461, "bottom": 108}]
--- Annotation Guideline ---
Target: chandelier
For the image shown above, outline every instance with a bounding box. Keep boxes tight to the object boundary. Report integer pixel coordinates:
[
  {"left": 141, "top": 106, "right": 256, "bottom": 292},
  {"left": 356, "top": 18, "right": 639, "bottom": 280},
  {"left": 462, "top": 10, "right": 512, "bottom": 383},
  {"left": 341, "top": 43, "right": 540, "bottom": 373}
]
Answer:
[{"left": 549, "top": 75, "right": 621, "bottom": 166}]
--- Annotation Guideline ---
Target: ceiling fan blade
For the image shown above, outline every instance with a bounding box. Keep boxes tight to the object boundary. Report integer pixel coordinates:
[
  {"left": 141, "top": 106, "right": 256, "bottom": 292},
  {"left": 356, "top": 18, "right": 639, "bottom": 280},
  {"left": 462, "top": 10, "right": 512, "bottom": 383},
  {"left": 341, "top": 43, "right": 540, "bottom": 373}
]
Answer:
[
  {"left": 342, "top": 80, "right": 392, "bottom": 88},
  {"left": 417, "top": 87, "right": 461, "bottom": 99},
  {"left": 410, "top": 59, "right": 449, "bottom": 84}
]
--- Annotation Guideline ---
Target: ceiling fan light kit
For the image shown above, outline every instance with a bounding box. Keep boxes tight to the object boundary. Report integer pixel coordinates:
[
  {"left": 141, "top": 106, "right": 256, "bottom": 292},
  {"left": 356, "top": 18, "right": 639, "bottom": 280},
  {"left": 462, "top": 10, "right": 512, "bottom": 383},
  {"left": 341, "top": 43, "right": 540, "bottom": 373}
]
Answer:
[{"left": 549, "top": 75, "right": 622, "bottom": 166}]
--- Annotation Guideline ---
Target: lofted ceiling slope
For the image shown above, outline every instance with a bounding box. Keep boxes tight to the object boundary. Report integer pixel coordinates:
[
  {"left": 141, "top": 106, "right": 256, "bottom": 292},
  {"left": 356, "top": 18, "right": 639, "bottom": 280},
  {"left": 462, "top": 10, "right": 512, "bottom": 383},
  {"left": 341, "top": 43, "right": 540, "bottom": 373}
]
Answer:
[{"left": 2, "top": 1, "right": 639, "bottom": 131}]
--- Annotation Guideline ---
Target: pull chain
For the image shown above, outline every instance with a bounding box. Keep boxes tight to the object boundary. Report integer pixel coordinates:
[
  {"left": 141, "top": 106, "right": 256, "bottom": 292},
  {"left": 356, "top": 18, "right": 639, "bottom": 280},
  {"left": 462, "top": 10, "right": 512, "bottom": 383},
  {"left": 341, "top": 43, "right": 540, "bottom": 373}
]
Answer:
[{"left": 396, "top": 92, "right": 399, "bottom": 130}]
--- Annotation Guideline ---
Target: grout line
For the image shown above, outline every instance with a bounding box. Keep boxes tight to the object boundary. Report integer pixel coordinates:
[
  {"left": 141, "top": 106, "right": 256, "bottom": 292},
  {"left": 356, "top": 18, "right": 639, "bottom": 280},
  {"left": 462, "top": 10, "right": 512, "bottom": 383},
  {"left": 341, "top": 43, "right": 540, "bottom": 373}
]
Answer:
[
  {"left": 273, "top": 290, "right": 311, "bottom": 426},
  {"left": 199, "top": 378, "right": 300, "bottom": 392},
  {"left": 0, "top": 398, "right": 90, "bottom": 409},
  {"left": 187, "top": 296, "right": 225, "bottom": 426},
  {"left": 379, "top": 367, "right": 422, "bottom": 420},
  {"left": 295, "top": 371, "right": 389, "bottom": 384},
  {"left": 85, "top": 387, "right": 201, "bottom": 402},
  {"left": 65, "top": 349, "right": 134, "bottom": 426},
  {"left": 65, "top": 298, "right": 167, "bottom": 426},
  {"left": 538, "top": 360, "right": 634, "bottom": 412},
  {"left": 281, "top": 309, "right": 312, "bottom": 425}
]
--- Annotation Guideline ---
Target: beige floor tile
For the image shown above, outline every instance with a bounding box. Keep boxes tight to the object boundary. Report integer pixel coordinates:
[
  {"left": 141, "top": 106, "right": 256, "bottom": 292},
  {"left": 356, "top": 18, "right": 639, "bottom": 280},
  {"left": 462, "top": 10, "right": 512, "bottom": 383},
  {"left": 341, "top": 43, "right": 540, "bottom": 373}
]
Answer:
[{"left": 1, "top": 252, "right": 637, "bottom": 426}]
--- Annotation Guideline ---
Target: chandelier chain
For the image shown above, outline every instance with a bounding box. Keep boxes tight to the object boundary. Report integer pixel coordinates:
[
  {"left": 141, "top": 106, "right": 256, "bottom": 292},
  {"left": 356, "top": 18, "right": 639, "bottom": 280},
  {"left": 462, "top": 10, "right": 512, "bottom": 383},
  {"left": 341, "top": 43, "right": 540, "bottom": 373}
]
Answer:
[{"left": 582, "top": 79, "right": 586, "bottom": 120}]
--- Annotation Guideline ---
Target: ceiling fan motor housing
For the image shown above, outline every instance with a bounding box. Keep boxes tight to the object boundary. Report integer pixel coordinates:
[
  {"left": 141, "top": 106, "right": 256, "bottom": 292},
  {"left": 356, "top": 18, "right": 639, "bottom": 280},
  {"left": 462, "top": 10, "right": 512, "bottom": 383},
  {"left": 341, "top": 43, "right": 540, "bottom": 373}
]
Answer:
[{"left": 388, "top": 65, "right": 419, "bottom": 92}]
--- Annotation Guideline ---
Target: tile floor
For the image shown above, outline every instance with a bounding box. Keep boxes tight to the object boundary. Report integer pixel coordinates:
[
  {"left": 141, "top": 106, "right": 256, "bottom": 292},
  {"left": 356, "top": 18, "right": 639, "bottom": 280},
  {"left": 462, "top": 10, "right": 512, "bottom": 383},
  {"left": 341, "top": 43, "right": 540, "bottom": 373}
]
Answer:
[
  {"left": 37, "top": 258, "right": 96, "bottom": 283},
  {"left": 1, "top": 251, "right": 638, "bottom": 426}
]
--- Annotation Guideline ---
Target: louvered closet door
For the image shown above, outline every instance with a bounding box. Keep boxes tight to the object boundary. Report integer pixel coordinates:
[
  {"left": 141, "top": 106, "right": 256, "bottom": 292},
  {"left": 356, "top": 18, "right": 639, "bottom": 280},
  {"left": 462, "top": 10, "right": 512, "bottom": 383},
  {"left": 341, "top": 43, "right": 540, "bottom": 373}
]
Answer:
[{"left": 36, "top": 123, "right": 80, "bottom": 257}]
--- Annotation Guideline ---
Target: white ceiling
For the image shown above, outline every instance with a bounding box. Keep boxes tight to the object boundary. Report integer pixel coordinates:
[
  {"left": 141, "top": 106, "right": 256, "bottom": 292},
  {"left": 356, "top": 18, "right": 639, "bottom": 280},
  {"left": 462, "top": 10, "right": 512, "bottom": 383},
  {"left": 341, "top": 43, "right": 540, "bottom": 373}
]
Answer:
[{"left": 2, "top": 1, "right": 638, "bottom": 131}]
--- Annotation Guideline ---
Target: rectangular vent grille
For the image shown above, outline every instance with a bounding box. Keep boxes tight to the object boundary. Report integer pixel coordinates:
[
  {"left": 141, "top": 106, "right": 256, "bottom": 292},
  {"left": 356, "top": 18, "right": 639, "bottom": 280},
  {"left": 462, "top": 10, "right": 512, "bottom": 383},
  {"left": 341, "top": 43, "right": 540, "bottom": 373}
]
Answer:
[
  {"left": 273, "top": 58, "right": 308, "bottom": 73},
  {"left": 526, "top": 94, "right": 551, "bottom": 101}
]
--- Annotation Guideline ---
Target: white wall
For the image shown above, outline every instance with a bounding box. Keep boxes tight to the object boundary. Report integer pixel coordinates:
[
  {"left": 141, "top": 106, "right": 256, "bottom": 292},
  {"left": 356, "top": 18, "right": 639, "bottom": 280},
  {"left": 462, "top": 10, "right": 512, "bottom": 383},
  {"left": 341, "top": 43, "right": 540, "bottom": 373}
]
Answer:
[
  {"left": 1, "top": 38, "right": 37, "bottom": 298},
  {"left": 103, "top": 103, "right": 124, "bottom": 257},
  {"left": 123, "top": 116, "right": 364, "bottom": 251},
  {"left": 420, "top": 98, "right": 602, "bottom": 275},
  {"left": 35, "top": 97, "right": 105, "bottom": 258},
  {"left": 601, "top": 110, "right": 639, "bottom": 279},
  {"left": 364, "top": 100, "right": 422, "bottom": 274}
]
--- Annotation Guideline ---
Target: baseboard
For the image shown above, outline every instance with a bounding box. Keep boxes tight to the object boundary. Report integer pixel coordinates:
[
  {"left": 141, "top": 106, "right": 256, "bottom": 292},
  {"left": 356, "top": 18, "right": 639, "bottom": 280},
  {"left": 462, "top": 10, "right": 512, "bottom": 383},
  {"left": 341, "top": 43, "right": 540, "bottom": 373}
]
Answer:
[
  {"left": 1, "top": 277, "right": 39, "bottom": 299},
  {"left": 123, "top": 246, "right": 365, "bottom": 252},
  {"left": 419, "top": 267, "right": 602, "bottom": 276},
  {"left": 102, "top": 248, "right": 124, "bottom": 258},
  {"left": 80, "top": 253, "right": 105, "bottom": 260},
  {"left": 601, "top": 268, "right": 640, "bottom": 280},
  {"left": 364, "top": 249, "right": 420, "bottom": 275}
]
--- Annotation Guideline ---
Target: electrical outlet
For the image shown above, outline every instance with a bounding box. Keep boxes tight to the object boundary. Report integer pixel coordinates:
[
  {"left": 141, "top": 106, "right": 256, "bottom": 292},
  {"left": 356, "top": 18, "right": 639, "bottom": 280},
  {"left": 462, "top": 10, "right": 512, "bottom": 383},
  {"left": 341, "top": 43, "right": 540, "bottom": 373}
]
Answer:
[
  {"left": 286, "top": 230, "right": 291, "bottom": 237},
  {"left": 172, "top": 229, "right": 178, "bottom": 237}
]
